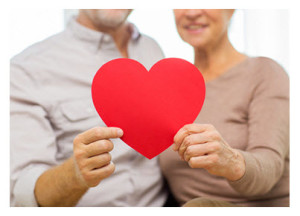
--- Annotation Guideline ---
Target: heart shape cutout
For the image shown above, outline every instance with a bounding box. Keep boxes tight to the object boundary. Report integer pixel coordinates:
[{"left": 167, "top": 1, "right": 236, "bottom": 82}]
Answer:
[{"left": 92, "top": 58, "right": 205, "bottom": 159}]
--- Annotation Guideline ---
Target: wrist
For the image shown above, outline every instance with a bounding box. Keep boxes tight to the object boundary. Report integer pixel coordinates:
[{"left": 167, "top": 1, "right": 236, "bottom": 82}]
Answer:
[
  {"left": 227, "top": 149, "right": 246, "bottom": 181},
  {"left": 64, "top": 157, "right": 89, "bottom": 191}
]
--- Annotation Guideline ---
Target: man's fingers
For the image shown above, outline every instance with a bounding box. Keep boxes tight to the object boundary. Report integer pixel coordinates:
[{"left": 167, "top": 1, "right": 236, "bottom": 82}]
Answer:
[
  {"left": 90, "top": 162, "right": 115, "bottom": 180},
  {"left": 173, "top": 124, "right": 213, "bottom": 151},
  {"left": 86, "top": 153, "right": 112, "bottom": 170},
  {"left": 76, "top": 127, "right": 123, "bottom": 144},
  {"left": 82, "top": 162, "right": 115, "bottom": 187},
  {"left": 85, "top": 140, "right": 114, "bottom": 157}
]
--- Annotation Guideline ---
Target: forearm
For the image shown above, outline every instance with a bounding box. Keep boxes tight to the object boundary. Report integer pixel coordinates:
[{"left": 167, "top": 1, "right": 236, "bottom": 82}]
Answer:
[
  {"left": 228, "top": 149, "right": 285, "bottom": 196},
  {"left": 34, "top": 157, "right": 88, "bottom": 207}
]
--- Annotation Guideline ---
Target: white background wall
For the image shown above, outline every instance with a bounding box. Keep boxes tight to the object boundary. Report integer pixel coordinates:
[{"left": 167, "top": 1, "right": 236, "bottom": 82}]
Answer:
[{"left": 10, "top": 9, "right": 289, "bottom": 72}]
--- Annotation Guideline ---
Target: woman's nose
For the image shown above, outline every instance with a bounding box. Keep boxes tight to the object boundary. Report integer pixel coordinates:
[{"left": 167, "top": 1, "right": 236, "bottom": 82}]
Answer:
[{"left": 185, "top": 9, "right": 204, "bottom": 19}]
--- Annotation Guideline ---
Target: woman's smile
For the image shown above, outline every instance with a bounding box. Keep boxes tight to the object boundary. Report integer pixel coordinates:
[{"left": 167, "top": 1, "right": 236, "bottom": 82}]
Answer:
[{"left": 184, "top": 23, "right": 209, "bottom": 34}]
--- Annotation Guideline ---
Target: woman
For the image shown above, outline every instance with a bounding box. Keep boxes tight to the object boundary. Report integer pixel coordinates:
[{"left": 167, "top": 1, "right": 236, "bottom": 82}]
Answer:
[{"left": 159, "top": 9, "right": 289, "bottom": 207}]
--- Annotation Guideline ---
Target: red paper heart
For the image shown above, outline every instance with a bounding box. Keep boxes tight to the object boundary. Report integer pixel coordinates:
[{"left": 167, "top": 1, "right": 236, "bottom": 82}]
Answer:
[{"left": 91, "top": 58, "right": 205, "bottom": 159}]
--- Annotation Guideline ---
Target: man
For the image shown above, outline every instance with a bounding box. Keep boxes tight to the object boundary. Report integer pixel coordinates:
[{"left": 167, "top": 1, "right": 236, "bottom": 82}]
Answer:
[{"left": 10, "top": 9, "right": 167, "bottom": 207}]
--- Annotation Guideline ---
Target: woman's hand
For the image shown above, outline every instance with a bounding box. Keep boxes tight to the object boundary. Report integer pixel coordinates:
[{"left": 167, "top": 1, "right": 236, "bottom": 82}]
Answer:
[{"left": 173, "top": 124, "right": 245, "bottom": 181}]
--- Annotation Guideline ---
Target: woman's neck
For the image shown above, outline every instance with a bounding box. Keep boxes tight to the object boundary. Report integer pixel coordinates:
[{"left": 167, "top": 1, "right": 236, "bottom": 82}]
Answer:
[{"left": 194, "top": 34, "right": 246, "bottom": 82}]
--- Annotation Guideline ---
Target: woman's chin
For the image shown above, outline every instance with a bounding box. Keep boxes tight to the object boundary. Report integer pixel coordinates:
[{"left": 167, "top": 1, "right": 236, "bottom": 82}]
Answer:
[{"left": 184, "top": 40, "right": 207, "bottom": 49}]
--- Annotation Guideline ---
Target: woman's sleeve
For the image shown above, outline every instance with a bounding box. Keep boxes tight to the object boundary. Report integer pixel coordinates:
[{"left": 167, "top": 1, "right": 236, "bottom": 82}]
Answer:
[{"left": 228, "top": 58, "right": 289, "bottom": 196}]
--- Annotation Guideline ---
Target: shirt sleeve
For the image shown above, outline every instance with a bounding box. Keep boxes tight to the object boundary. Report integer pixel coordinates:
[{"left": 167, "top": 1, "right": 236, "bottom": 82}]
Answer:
[
  {"left": 10, "top": 60, "right": 58, "bottom": 206},
  {"left": 228, "top": 58, "right": 289, "bottom": 196}
]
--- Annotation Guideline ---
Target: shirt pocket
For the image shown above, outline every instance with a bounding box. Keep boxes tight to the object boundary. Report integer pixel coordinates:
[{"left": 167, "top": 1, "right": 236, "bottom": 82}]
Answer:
[
  {"left": 50, "top": 98, "right": 104, "bottom": 130},
  {"left": 60, "top": 99, "right": 97, "bottom": 122}
]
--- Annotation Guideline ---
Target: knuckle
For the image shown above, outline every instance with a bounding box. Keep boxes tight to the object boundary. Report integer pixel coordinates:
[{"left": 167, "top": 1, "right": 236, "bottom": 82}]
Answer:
[
  {"left": 84, "top": 172, "right": 94, "bottom": 183},
  {"left": 214, "top": 133, "right": 221, "bottom": 141},
  {"left": 111, "top": 128, "right": 119, "bottom": 137},
  {"left": 110, "top": 163, "right": 116, "bottom": 172},
  {"left": 182, "top": 125, "right": 191, "bottom": 135},
  {"left": 101, "top": 168, "right": 111, "bottom": 177},
  {"left": 106, "top": 127, "right": 117, "bottom": 138},
  {"left": 208, "top": 124, "right": 215, "bottom": 130},
  {"left": 182, "top": 124, "right": 190, "bottom": 130},
  {"left": 101, "top": 153, "right": 112, "bottom": 163},
  {"left": 184, "top": 148, "right": 192, "bottom": 161},
  {"left": 184, "top": 136, "right": 193, "bottom": 146},
  {"left": 94, "top": 127, "right": 104, "bottom": 138},
  {"left": 210, "top": 155, "right": 219, "bottom": 164},
  {"left": 173, "top": 136, "right": 178, "bottom": 144},
  {"left": 74, "top": 148, "right": 85, "bottom": 159},
  {"left": 207, "top": 142, "right": 216, "bottom": 152},
  {"left": 103, "top": 164, "right": 115, "bottom": 177},
  {"left": 73, "top": 135, "right": 82, "bottom": 146},
  {"left": 211, "top": 142, "right": 221, "bottom": 151},
  {"left": 101, "top": 140, "right": 114, "bottom": 151},
  {"left": 82, "top": 170, "right": 91, "bottom": 181},
  {"left": 185, "top": 146, "right": 193, "bottom": 156},
  {"left": 188, "top": 158, "right": 197, "bottom": 168},
  {"left": 208, "top": 131, "right": 219, "bottom": 140},
  {"left": 77, "top": 159, "right": 87, "bottom": 170},
  {"left": 108, "top": 141, "right": 114, "bottom": 151},
  {"left": 85, "top": 146, "right": 93, "bottom": 156},
  {"left": 173, "top": 133, "right": 182, "bottom": 145},
  {"left": 203, "top": 124, "right": 214, "bottom": 131}
]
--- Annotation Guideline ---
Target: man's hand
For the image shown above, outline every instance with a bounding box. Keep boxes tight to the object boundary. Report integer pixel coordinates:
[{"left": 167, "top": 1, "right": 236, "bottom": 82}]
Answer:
[
  {"left": 73, "top": 127, "right": 123, "bottom": 188},
  {"left": 35, "top": 126, "right": 123, "bottom": 206}
]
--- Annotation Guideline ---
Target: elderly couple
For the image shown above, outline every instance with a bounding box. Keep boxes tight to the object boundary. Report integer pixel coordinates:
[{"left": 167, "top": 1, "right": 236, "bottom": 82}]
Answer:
[{"left": 10, "top": 9, "right": 289, "bottom": 207}]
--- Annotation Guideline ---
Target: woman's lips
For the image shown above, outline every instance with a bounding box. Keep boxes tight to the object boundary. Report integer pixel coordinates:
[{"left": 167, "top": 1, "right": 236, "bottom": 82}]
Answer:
[{"left": 184, "top": 24, "right": 208, "bottom": 34}]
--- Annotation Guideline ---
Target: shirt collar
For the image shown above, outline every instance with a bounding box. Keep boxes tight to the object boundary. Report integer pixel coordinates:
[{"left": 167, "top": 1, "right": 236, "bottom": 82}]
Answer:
[{"left": 67, "top": 16, "right": 141, "bottom": 53}]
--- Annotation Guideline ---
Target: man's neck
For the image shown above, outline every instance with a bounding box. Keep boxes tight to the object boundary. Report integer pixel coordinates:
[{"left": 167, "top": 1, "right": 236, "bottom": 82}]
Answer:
[
  {"left": 108, "top": 24, "right": 131, "bottom": 58},
  {"left": 76, "top": 14, "right": 131, "bottom": 58}
]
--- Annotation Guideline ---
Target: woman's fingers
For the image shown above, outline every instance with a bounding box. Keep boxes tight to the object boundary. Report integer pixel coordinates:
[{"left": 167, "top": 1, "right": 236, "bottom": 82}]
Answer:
[
  {"left": 188, "top": 154, "right": 219, "bottom": 169},
  {"left": 183, "top": 142, "right": 222, "bottom": 161},
  {"left": 177, "top": 131, "right": 219, "bottom": 159},
  {"left": 173, "top": 124, "right": 215, "bottom": 151}
]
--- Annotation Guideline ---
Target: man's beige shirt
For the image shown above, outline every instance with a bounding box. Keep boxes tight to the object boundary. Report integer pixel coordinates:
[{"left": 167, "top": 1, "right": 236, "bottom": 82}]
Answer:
[{"left": 10, "top": 17, "right": 167, "bottom": 206}]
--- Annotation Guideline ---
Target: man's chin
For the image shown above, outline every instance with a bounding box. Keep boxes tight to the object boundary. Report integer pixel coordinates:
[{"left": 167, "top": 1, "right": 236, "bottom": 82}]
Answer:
[{"left": 94, "top": 10, "right": 131, "bottom": 28}]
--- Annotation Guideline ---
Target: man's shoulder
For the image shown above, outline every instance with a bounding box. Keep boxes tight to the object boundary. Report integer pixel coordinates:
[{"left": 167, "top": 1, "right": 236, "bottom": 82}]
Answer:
[
  {"left": 135, "top": 33, "right": 165, "bottom": 64},
  {"left": 138, "top": 34, "right": 162, "bottom": 49},
  {"left": 11, "top": 30, "right": 68, "bottom": 65}
]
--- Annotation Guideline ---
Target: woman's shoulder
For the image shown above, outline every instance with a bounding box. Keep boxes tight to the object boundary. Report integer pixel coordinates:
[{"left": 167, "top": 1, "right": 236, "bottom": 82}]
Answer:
[
  {"left": 246, "top": 56, "right": 288, "bottom": 78},
  {"left": 243, "top": 56, "right": 289, "bottom": 96},
  {"left": 240, "top": 56, "right": 289, "bottom": 86}
]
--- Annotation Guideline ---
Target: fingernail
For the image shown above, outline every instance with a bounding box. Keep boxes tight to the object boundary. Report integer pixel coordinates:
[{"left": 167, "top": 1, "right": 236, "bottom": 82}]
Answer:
[{"left": 117, "top": 129, "right": 123, "bottom": 137}]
